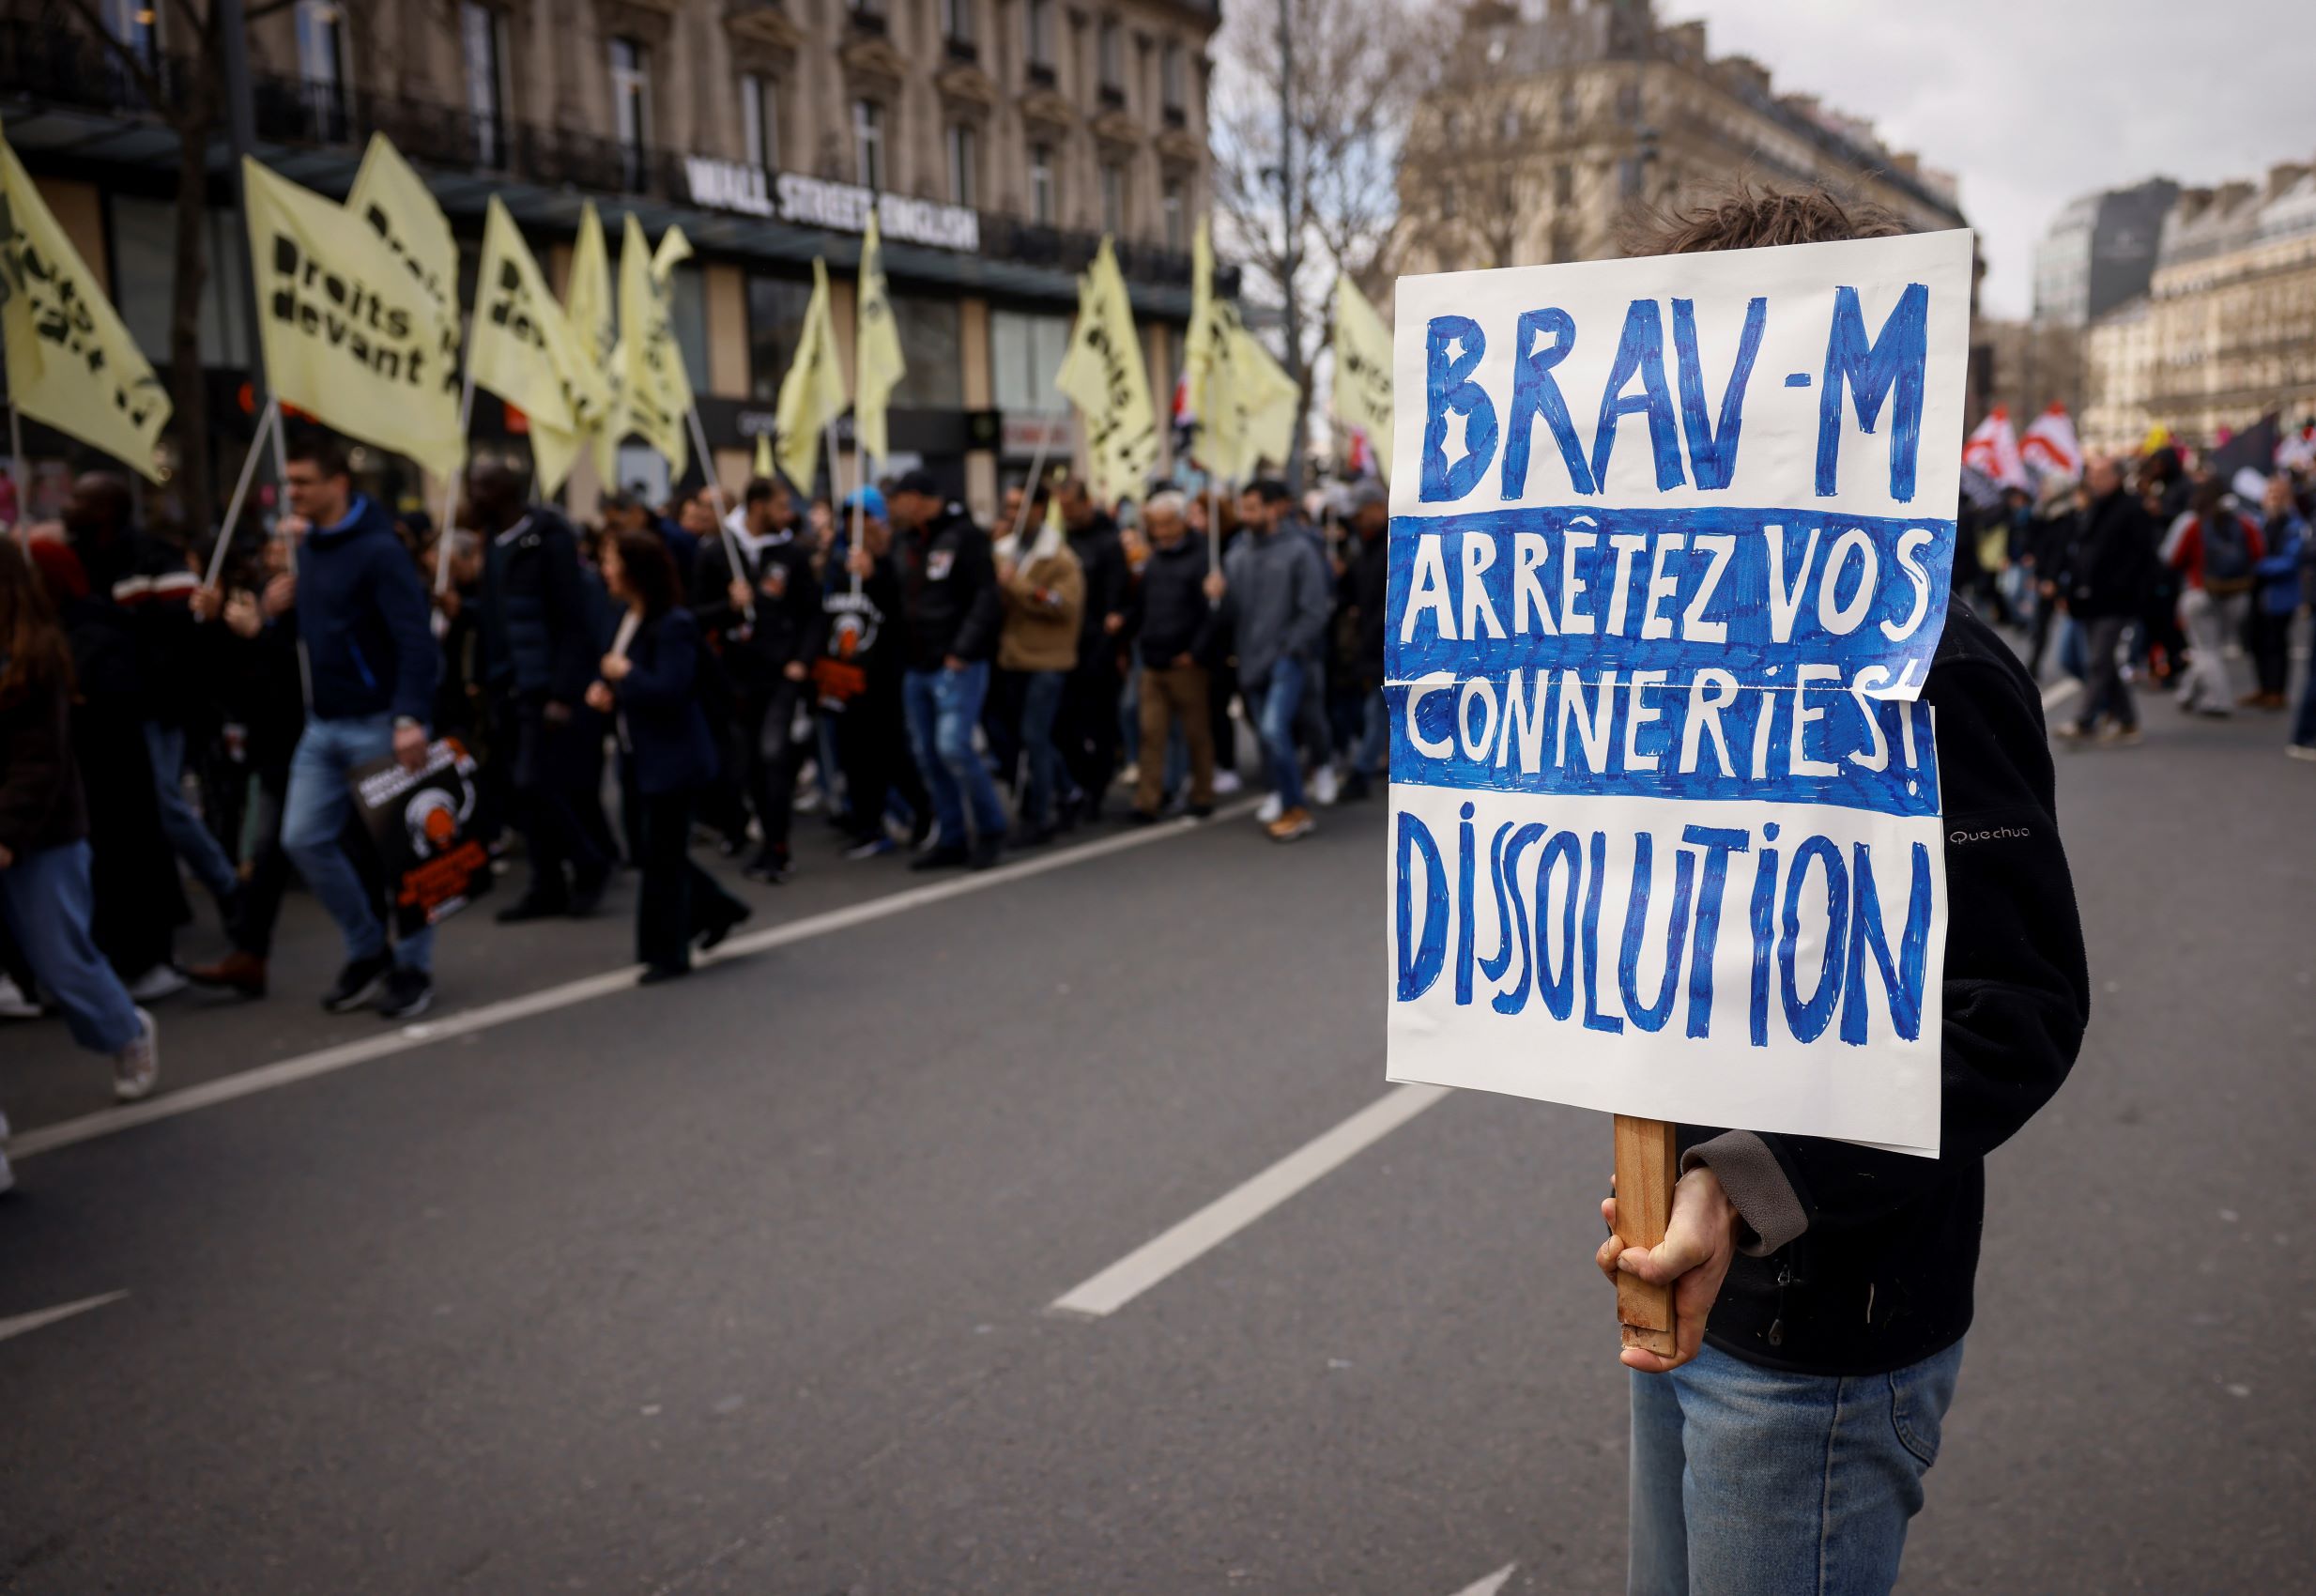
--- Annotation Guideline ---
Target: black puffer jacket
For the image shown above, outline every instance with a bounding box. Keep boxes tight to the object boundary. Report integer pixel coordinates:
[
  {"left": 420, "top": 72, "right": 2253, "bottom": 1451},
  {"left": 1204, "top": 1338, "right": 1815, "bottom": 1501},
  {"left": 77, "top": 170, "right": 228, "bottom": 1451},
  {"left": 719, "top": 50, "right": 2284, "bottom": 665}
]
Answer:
[
  {"left": 481, "top": 508, "right": 594, "bottom": 704},
  {"left": 1681, "top": 600, "right": 2091, "bottom": 1376},
  {"left": 2063, "top": 489, "right": 2156, "bottom": 622},
  {"left": 899, "top": 501, "right": 1003, "bottom": 670}
]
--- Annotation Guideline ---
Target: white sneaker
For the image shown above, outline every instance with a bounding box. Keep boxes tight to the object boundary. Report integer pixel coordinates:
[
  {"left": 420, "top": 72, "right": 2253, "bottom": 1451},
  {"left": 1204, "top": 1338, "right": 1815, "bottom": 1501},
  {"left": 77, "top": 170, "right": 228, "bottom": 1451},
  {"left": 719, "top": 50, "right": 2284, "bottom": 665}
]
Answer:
[
  {"left": 125, "top": 964, "right": 189, "bottom": 1004},
  {"left": 111, "top": 1007, "right": 159, "bottom": 1103},
  {"left": 1255, "top": 792, "right": 1284, "bottom": 825},
  {"left": 1212, "top": 769, "right": 1244, "bottom": 796},
  {"left": 1311, "top": 763, "right": 1342, "bottom": 807},
  {"left": 0, "top": 973, "right": 38, "bottom": 1020}
]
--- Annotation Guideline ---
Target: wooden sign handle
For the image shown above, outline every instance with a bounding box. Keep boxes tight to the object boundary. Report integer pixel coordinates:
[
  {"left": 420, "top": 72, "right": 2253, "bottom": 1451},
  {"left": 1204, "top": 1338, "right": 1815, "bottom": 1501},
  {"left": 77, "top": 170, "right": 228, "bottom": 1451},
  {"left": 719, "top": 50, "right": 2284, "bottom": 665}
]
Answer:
[{"left": 1613, "top": 1114, "right": 1679, "bottom": 1358}]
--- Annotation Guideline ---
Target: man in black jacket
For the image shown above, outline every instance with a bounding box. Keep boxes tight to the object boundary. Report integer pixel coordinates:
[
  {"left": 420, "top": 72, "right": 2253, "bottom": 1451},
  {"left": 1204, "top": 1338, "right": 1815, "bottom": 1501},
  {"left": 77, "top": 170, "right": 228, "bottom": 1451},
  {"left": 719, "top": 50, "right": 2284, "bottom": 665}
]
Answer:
[
  {"left": 891, "top": 470, "right": 1006, "bottom": 869},
  {"left": 2053, "top": 456, "right": 2157, "bottom": 745},
  {"left": 1338, "top": 483, "right": 1390, "bottom": 800},
  {"left": 468, "top": 462, "right": 609, "bottom": 920},
  {"left": 1591, "top": 188, "right": 2092, "bottom": 1596},
  {"left": 691, "top": 476, "right": 824, "bottom": 882},
  {"left": 1056, "top": 476, "right": 1130, "bottom": 821},
  {"left": 1126, "top": 490, "right": 1216, "bottom": 822}
]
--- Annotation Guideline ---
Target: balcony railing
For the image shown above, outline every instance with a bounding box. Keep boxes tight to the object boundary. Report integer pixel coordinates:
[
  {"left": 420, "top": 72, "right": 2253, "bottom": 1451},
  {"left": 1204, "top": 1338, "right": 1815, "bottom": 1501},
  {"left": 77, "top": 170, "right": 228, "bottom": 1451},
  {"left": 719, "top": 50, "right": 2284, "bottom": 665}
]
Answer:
[{"left": 0, "top": 20, "right": 1229, "bottom": 292}]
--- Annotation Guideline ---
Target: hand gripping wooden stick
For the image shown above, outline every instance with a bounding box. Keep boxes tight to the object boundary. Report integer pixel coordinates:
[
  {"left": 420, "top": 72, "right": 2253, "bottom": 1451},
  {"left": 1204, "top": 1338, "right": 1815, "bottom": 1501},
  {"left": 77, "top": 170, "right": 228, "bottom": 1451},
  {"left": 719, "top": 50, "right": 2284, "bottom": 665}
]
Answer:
[{"left": 1613, "top": 1115, "right": 1679, "bottom": 1358}]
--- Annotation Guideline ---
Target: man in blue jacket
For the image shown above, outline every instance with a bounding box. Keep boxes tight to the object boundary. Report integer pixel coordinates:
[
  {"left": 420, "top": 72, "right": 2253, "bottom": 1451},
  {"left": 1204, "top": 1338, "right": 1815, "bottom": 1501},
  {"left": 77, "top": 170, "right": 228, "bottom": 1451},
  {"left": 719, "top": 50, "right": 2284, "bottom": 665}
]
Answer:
[
  {"left": 275, "top": 428, "right": 441, "bottom": 1021},
  {"left": 468, "top": 461, "right": 609, "bottom": 920}
]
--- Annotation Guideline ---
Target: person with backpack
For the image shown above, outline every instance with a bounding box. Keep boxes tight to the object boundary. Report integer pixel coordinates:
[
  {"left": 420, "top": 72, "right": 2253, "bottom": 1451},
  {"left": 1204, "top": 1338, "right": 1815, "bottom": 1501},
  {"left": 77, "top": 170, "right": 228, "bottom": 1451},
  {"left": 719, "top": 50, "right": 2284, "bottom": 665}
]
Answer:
[{"left": 2161, "top": 478, "right": 2263, "bottom": 717}]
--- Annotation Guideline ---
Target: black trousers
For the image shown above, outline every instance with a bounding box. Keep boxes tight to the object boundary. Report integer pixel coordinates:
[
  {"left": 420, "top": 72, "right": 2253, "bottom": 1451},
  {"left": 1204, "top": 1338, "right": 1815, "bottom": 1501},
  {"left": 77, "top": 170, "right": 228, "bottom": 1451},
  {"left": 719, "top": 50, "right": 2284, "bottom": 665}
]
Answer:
[
  {"left": 1206, "top": 656, "right": 1240, "bottom": 773},
  {"left": 834, "top": 680, "right": 927, "bottom": 842},
  {"left": 2250, "top": 606, "right": 2293, "bottom": 698},
  {"left": 231, "top": 753, "right": 297, "bottom": 958},
  {"left": 1061, "top": 654, "right": 1123, "bottom": 806},
  {"left": 753, "top": 677, "right": 808, "bottom": 858},
  {"left": 636, "top": 788, "right": 746, "bottom": 974},
  {"left": 498, "top": 695, "right": 607, "bottom": 904}
]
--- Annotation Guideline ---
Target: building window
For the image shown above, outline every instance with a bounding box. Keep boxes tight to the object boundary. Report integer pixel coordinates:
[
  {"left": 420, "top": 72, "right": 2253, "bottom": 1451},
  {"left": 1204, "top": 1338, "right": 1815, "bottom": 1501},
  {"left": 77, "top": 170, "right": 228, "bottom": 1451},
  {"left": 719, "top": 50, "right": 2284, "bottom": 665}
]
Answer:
[
  {"left": 1025, "top": 0, "right": 1053, "bottom": 74},
  {"left": 1097, "top": 15, "right": 1122, "bottom": 97},
  {"left": 1100, "top": 161, "right": 1126, "bottom": 236},
  {"left": 100, "top": 0, "right": 161, "bottom": 65},
  {"left": 943, "top": 0, "right": 974, "bottom": 47},
  {"left": 991, "top": 308, "right": 1074, "bottom": 414},
  {"left": 115, "top": 197, "right": 251, "bottom": 367},
  {"left": 1160, "top": 178, "right": 1184, "bottom": 253},
  {"left": 740, "top": 72, "right": 776, "bottom": 170},
  {"left": 851, "top": 0, "right": 886, "bottom": 28},
  {"left": 852, "top": 99, "right": 885, "bottom": 191},
  {"left": 1029, "top": 144, "right": 1056, "bottom": 223},
  {"left": 610, "top": 37, "right": 651, "bottom": 191},
  {"left": 890, "top": 295, "right": 963, "bottom": 408},
  {"left": 945, "top": 123, "right": 978, "bottom": 208},
  {"left": 294, "top": 1, "right": 349, "bottom": 142},
  {"left": 1553, "top": 162, "right": 1572, "bottom": 206},
  {"left": 746, "top": 273, "right": 815, "bottom": 401},
  {"left": 460, "top": 3, "right": 507, "bottom": 169},
  {"left": 1160, "top": 39, "right": 1183, "bottom": 115}
]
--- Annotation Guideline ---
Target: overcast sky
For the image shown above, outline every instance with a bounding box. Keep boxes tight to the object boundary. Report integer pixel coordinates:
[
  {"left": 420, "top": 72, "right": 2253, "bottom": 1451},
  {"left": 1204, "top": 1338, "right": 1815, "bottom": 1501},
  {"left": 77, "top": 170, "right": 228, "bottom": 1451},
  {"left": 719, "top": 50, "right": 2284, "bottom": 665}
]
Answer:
[{"left": 1665, "top": 0, "right": 2312, "bottom": 319}]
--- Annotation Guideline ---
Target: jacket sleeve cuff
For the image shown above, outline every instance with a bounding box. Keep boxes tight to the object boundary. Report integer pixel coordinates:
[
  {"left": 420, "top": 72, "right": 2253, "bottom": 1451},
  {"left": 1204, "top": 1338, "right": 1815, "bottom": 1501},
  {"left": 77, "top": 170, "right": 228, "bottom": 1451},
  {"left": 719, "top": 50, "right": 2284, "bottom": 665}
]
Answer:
[{"left": 1681, "top": 1132, "right": 1808, "bottom": 1257}]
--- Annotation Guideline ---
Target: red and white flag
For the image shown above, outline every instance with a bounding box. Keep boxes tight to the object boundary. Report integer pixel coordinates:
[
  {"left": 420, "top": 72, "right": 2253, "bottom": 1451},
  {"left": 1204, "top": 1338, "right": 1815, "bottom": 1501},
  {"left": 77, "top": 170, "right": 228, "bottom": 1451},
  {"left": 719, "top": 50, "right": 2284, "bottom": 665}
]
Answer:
[
  {"left": 2019, "top": 404, "right": 2082, "bottom": 479},
  {"left": 1962, "top": 407, "right": 2029, "bottom": 490}
]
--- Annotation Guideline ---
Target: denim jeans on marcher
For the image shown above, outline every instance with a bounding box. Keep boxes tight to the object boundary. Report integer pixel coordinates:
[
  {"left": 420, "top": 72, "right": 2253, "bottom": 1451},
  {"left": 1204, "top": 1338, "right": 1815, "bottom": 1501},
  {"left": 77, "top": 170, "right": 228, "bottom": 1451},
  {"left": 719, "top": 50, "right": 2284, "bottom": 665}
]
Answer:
[
  {"left": 0, "top": 839, "right": 143, "bottom": 1054},
  {"left": 281, "top": 712, "right": 432, "bottom": 973},
  {"left": 1255, "top": 654, "right": 1308, "bottom": 810},
  {"left": 1628, "top": 1339, "right": 1963, "bottom": 1596},
  {"left": 1019, "top": 668, "right": 1065, "bottom": 828},
  {"left": 144, "top": 720, "right": 241, "bottom": 902},
  {"left": 902, "top": 664, "right": 1007, "bottom": 846}
]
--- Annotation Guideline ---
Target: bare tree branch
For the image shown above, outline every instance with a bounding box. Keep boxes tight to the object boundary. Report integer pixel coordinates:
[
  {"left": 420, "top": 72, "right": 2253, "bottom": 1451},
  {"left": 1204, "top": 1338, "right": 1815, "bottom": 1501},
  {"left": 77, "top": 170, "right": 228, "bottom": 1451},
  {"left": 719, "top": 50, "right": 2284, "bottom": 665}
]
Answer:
[{"left": 53, "top": 0, "right": 169, "bottom": 111}]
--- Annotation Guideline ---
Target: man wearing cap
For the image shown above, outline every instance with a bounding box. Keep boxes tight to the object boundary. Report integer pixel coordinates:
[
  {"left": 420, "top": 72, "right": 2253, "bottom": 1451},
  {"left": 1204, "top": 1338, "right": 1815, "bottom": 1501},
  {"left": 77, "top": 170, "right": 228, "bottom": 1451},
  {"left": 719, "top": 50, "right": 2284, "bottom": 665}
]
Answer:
[{"left": 889, "top": 471, "right": 1008, "bottom": 870}]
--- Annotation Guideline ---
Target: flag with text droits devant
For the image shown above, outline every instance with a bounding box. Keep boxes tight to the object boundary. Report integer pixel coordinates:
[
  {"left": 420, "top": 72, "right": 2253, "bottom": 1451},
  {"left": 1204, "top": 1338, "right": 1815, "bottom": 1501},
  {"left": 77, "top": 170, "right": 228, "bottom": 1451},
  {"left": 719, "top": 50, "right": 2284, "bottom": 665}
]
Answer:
[
  {"left": 854, "top": 214, "right": 906, "bottom": 467},
  {"left": 0, "top": 126, "right": 170, "bottom": 480},
  {"left": 242, "top": 158, "right": 463, "bottom": 477},
  {"left": 1056, "top": 238, "right": 1158, "bottom": 502},
  {"left": 616, "top": 213, "right": 691, "bottom": 478},
  {"left": 469, "top": 197, "right": 606, "bottom": 496}
]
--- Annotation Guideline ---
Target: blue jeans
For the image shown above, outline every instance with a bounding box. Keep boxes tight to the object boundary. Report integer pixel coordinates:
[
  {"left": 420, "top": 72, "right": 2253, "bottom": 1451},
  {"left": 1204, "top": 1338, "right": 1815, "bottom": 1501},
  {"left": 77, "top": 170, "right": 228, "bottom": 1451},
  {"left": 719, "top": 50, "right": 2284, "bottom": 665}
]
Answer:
[
  {"left": 144, "top": 720, "right": 240, "bottom": 903},
  {"left": 0, "top": 840, "right": 143, "bottom": 1053},
  {"left": 902, "top": 664, "right": 1007, "bottom": 846},
  {"left": 1019, "top": 668, "right": 1065, "bottom": 829},
  {"left": 1629, "top": 1339, "right": 1963, "bottom": 1596},
  {"left": 282, "top": 713, "right": 432, "bottom": 973},
  {"left": 1355, "top": 687, "right": 1388, "bottom": 779},
  {"left": 1255, "top": 655, "right": 1309, "bottom": 810}
]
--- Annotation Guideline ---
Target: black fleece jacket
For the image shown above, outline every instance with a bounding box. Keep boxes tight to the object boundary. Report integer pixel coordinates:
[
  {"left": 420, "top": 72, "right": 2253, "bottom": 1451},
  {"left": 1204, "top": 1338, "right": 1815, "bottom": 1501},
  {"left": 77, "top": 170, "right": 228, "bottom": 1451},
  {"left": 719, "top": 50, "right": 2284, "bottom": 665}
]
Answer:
[{"left": 1681, "top": 599, "right": 2091, "bottom": 1376}]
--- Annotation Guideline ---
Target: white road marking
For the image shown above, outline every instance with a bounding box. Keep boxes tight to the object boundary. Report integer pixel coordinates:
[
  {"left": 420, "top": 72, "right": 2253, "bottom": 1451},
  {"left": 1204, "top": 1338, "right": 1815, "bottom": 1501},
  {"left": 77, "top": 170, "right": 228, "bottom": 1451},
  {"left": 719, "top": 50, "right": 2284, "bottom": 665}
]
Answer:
[
  {"left": 1449, "top": 1563, "right": 1518, "bottom": 1596},
  {"left": 1049, "top": 1082, "right": 1450, "bottom": 1318},
  {"left": 10, "top": 803, "right": 1259, "bottom": 1163},
  {"left": 0, "top": 1290, "right": 129, "bottom": 1346}
]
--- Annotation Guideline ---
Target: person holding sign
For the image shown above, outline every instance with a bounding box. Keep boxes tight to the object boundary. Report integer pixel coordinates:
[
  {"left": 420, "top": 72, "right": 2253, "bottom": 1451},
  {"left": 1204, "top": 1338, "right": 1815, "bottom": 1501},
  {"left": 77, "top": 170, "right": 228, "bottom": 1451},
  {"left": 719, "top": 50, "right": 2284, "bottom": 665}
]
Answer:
[
  {"left": 1508, "top": 187, "right": 2089, "bottom": 1596},
  {"left": 274, "top": 428, "right": 442, "bottom": 1021}
]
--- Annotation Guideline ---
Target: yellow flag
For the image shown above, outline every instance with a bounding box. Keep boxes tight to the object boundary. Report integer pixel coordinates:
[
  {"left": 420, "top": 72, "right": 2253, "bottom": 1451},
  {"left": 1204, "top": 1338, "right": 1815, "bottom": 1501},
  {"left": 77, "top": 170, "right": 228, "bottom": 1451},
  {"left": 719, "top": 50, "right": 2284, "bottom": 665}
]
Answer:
[
  {"left": 470, "top": 198, "right": 606, "bottom": 495},
  {"left": 753, "top": 431, "right": 774, "bottom": 480},
  {"left": 0, "top": 130, "right": 170, "bottom": 480},
  {"left": 345, "top": 133, "right": 457, "bottom": 318},
  {"left": 774, "top": 257, "right": 847, "bottom": 489},
  {"left": 1332, "top": 273, "right": 1392, "bottom": 483},
  {"left": 1220, "top": 321, "right": 1300, "bottom": 482},
  {"left": 1183, "top": 218, "right": 1227, "bottom": 440},
  {"left": 854, "top": 214, "right": 906, "bottom": 467},
  {"left": 565, "top": 204, "right": 621, "bottom": 483},
  {"left": 617, "top": 212, "right": 691, "bottom": 477},
  {"left": 242, "top": 158, "right": 463, "bottom": 477},
  {"left": 1055, "top": 238, "right": 1158, "bottom": 502},
  {"left": 652, "top": 223, "right": 693, "bottom": 284}
]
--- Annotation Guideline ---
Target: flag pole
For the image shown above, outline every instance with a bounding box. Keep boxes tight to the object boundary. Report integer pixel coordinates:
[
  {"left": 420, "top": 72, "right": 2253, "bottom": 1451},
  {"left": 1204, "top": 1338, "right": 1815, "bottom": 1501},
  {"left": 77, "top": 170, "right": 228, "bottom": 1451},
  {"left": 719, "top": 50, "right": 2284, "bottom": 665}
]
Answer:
[
  {"left": 265, "top": 402, "right": 313, "bottom": 711},
  {"left": 434, "top": 367, "right": 477, "bottom": 598},
  {"left": 833, "top": 424, "right": 865, "bottom": 597},
  {"left": 684, "top": 403, "right": 754, "bottom": 622},
  {"left": 205, "top": 393, "right": 281, "bottom": 589},
  {"left": 1007, "top": 410, "right": 1056, "bottom": 556}
]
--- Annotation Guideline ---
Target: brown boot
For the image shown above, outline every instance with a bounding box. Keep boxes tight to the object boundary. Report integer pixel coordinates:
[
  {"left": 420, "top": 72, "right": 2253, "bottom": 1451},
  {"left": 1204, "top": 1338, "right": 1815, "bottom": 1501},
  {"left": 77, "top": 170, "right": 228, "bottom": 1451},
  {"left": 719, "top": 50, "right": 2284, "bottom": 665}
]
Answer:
[{"left": 185, "top": 949, "right": 268, "bottom": 999}]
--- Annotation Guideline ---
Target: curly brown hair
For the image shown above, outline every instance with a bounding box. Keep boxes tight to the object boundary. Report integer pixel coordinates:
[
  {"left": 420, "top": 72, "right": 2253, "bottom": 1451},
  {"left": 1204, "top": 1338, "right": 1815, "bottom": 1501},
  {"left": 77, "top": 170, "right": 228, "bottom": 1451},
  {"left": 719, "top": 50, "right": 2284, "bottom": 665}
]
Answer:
[{"left": 1620, "top": 177, "right": 1910, "bottom": 257}]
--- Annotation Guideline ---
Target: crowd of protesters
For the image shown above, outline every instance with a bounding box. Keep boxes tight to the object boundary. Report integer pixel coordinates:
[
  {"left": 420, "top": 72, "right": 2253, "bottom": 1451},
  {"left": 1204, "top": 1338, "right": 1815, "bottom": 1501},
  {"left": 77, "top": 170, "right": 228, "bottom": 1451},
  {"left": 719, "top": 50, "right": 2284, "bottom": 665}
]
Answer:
[
  {"left": 1955, "top": 437, "right": 2316, "bottom": 752},
  {"left": 0, "top": 428, "right": 1403, "bottom": 1158}
]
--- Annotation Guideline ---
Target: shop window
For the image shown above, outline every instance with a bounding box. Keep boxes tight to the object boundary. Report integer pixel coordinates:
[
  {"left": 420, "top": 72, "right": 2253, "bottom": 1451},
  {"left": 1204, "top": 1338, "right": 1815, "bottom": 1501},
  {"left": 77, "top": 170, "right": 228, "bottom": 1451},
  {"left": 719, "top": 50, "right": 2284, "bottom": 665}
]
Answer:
[{"left": 889, "top": 296, "right": 963, "bottom": 409}]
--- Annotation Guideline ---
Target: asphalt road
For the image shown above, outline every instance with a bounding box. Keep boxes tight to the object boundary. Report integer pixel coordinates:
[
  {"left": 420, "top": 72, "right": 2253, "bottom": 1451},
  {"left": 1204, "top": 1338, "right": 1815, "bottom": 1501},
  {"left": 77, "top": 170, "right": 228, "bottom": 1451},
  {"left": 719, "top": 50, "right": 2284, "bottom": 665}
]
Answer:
[{"left": 2, "top": 671, "right": 2312, "bottom": 1594}]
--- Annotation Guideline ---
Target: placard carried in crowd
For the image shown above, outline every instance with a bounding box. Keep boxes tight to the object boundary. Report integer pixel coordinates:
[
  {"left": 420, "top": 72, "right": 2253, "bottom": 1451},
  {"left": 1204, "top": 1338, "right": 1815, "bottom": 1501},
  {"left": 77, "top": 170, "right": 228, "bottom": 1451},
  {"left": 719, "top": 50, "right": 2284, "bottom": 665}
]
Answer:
[
  {"left": 1384, "top": 230, "right": 1974, "bottom": 1157},
  {"left": 350, "top": 740, "right": 493, "bottom": 938}
]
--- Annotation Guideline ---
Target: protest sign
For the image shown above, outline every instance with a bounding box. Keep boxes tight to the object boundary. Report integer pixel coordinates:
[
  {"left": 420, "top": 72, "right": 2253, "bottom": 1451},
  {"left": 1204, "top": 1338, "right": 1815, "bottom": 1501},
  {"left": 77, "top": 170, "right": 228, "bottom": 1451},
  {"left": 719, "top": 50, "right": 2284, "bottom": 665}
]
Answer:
[
  {"left": 350, "top": 739, "right": 493, "bottom": 937},
  {"left": 1384, "top": 230, "right": 1973, "bottom": 1160}
]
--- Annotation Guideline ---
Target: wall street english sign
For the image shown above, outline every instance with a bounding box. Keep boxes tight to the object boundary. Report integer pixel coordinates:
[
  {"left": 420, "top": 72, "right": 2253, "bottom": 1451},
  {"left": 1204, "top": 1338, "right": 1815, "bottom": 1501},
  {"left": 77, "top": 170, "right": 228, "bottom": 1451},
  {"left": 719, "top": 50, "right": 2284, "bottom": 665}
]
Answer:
[{"left": 683, "top": 157, "right": 980, "bottom": 253}]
